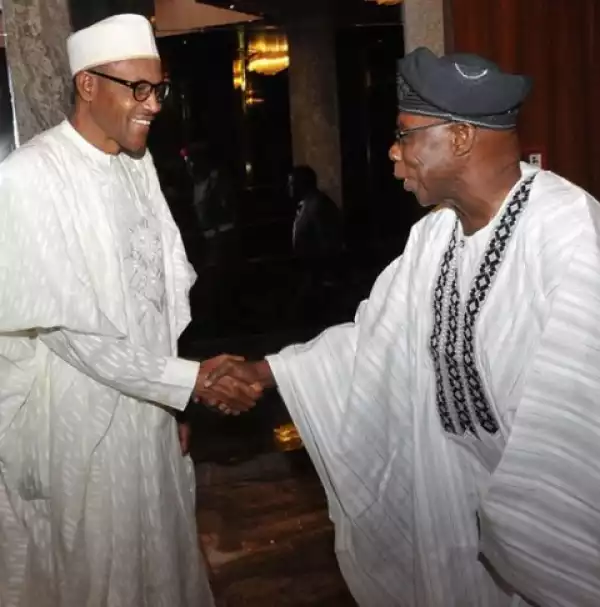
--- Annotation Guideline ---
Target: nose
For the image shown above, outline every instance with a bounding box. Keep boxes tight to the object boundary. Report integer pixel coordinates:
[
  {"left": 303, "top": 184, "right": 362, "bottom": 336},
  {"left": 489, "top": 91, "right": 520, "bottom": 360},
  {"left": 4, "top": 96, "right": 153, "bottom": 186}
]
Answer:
[
  {"left": 389, "top": 141, "right": 407, "bottom": 181},
  {"left": 389, "top": 141, "right": 402, "bottom": 163},
  {"left": 144, "top": 92, "right": 162, "bottom": 115}
]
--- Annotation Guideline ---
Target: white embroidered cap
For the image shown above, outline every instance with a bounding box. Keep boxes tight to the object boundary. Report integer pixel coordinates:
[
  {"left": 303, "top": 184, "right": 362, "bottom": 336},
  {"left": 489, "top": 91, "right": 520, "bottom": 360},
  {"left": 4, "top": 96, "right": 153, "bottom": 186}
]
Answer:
[{"left": 67, "top": 14, "right": 159, "bottom": 76}]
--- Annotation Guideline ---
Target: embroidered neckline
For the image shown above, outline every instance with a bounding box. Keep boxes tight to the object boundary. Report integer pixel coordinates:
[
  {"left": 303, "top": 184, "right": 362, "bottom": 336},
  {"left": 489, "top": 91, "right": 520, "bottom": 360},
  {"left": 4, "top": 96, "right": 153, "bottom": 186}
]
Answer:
[{"left": 429, "top": 174, "right": 536, "bottom": 437}]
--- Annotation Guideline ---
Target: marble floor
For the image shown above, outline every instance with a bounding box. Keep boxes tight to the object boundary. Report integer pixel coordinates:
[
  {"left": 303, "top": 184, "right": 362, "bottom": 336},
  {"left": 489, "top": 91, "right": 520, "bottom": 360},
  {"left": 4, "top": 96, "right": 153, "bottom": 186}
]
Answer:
[
  {"left": 195, "top": 451, "right": 356, "bottom": 607},
  {"left": 184, "top": 282, "right": 365, "bottom": 606}
]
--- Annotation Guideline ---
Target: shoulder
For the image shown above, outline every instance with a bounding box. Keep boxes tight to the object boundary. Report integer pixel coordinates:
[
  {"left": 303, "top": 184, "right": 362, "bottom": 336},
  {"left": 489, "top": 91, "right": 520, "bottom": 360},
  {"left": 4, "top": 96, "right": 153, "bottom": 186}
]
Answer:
[
  {"left": 404, "top": 204, "right": 455, "bottom": 261},
  {"left": 0, "top": 124, "right": 72, "bottom": 188},
  {"left": 371, "top": 208, "right": 454, "bottom": 295},
  {"left": 522, "top": 168, "right": 600, "bottom": 258},
  {"left": 510, "top": 169, "right": 600, "bottom": 295},
  {"left": 316, "top": 190, "right": 338, "bottom": 208},
  {"left": 527, "top": 168, "right": 595, "bottom": 223}
]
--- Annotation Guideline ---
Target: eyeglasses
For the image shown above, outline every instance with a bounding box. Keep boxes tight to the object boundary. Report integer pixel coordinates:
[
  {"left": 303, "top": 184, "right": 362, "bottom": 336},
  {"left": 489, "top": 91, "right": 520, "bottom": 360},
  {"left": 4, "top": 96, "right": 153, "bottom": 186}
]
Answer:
[
  {"left": 395, "top": 120, "right": 452, "bottom": 143},
  {"left": 87, "top": 69, "right": 171, "bottom": 104}
]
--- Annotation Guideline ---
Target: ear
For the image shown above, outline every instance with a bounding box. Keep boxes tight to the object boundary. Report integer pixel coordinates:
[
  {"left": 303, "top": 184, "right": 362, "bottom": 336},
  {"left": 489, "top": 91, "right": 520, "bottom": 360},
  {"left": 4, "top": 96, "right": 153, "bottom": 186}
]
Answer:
[
  {"left": 74, "top": 71, "right": 96, "bottom": 103},
  {"left": 450, "top": 123, "right": 476, "bottom": 157}
]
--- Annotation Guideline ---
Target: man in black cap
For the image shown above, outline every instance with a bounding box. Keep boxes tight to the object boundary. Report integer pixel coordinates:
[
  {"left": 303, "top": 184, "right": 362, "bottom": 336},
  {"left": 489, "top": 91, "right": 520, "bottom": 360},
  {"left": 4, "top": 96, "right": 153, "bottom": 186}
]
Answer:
[{"left": 202, "top": 48, "right": 600, "bottom": 606}]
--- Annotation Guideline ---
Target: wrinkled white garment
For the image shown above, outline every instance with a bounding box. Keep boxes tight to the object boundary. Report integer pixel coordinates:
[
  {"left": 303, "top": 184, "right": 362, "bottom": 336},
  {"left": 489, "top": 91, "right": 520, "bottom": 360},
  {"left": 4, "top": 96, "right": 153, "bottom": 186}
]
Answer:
[
  {"left": 0, "top": 121, "right": 214, "bottom": 607},
  {"left": 269, "top": 163, "right": 600, "bottom": 607}
]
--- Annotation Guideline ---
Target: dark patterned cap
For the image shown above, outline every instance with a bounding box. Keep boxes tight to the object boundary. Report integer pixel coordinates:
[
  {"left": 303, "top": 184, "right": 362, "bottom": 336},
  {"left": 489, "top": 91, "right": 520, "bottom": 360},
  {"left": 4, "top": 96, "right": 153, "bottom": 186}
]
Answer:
[{"left": 396, "top": 47, "right": 532, "bottom": 129}]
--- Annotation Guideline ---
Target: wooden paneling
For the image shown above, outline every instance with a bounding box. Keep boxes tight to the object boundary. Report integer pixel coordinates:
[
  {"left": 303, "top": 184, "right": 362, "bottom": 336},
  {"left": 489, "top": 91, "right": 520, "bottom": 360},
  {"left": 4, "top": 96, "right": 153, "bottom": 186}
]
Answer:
[{"left": 449, "top": 0, "right": 600, "bottom": 197}]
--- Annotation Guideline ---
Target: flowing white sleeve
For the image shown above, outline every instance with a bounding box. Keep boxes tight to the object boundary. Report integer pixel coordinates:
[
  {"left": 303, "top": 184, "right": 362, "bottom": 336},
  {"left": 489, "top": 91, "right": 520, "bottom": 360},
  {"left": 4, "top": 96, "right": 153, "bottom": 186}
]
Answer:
[
  {"left": 480, "top": 220, "right": 600, "bottom": 606},
  {"left": 0, "top": 148, "right": 198, "bottom": 411},
  {"left": 40, "top": 330, "right": 199, "bottom": 411},
  {"left": 266, "top": 255, "right": 404, "bottom": 527},
  {"left": 0, "top": 151, "right": 124, "bottom": 336}
]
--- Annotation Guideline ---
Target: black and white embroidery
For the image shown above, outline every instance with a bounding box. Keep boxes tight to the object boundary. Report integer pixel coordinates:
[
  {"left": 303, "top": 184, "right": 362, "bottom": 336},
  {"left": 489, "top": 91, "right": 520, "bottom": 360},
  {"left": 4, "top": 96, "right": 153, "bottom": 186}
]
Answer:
[
  {"left": 429, "top": 175, "right": 536, "bottom": 437},
  {"left": 430, "top": 229, "right": 459, "bottom": 433}
]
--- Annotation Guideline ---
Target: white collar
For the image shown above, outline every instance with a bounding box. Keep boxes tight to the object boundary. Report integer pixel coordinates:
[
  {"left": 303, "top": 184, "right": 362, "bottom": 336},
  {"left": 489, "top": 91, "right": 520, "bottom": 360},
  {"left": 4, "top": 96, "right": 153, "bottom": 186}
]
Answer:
[{"left": 59, "top": 119, "right": 115, "bottom": 166}]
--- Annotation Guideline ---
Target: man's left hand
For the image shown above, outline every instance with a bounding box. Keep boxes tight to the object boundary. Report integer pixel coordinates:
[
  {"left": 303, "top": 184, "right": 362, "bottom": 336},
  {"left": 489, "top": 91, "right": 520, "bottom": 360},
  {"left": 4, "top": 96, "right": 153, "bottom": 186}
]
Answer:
[{"left": 178, "top": 420, "right": 192, "bottom": 456}]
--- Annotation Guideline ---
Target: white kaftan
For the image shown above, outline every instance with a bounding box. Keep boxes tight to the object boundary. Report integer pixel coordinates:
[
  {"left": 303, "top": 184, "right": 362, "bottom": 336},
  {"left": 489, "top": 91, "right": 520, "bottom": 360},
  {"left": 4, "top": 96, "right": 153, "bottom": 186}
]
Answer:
[
  {"left": 268, "top": 163, "right": 600, "bottom": 606},
  {"left": 0, "top": 121, "right": 214, "bottom": 607}
]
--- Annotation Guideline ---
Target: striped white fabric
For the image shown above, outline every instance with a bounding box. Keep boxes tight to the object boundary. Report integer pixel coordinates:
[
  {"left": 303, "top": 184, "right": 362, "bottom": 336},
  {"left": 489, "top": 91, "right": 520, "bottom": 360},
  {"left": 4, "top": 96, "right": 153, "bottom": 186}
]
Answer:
[
  {"left": 268, "top": 164, "right": 600, "bottom": 606},
  {"left": 0, "top": 121, "right": 212, "bottom": 606}
]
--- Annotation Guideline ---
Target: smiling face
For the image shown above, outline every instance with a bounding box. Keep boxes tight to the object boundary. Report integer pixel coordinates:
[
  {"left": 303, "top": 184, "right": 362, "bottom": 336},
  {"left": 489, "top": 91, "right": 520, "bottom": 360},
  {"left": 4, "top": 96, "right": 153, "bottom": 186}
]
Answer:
[
  {"left": 389, "top": 112, "right": 465, "bottom": 208},
  {"left": 74, "top": 57, "right": 164, "bottom": 156}
]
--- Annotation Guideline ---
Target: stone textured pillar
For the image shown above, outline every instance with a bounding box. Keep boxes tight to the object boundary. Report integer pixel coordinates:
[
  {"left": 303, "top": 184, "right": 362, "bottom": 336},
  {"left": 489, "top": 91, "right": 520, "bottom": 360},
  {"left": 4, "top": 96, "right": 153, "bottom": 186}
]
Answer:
[
  {"left": 402, "top": 0, "right": 449, "bottom": 55},
  {"left": 3, "top": 0, "right": 72, "bottom": 144},
  {"left": 286, "top": 19, "right": 342, "bottom": 207}
]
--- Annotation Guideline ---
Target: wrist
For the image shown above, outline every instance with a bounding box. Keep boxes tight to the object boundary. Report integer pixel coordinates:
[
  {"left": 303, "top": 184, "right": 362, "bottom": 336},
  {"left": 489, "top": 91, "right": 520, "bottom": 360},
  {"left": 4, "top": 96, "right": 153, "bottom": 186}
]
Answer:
[{"left": 254, "top": 359, "right": 275, "bottom": 389}]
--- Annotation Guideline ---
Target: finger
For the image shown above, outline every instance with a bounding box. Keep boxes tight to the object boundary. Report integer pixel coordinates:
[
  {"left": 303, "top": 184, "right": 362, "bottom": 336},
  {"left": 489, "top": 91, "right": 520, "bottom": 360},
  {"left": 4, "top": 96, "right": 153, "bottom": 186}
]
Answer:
[
  {"left": 200, "top": 379, "right": 255, "bottom": 409},
  {"left": 199, "top": 355, "right": 245, "bottom": 378},
  {"left": 199, "top": 384, "right": 254, "bottom": 411},
  {"left": 196, "top": 356, "right": 244, "bottom": 394},
  {"left": 204, "top": 371, "right": 264, "bottom": 408},
  {"left": 220, "top": 376, "right": 262, "bottom": 401},
  {"left": 202, "top": 361, "right": 236, "bottom": 388},
  {"left": 216, "top": 390, "right": 254, "bottom": 410},
  {"left": 219, "top": 378, "right": 261, "bottom": 408},
  {"left": 217, "top": 403, "right": 242, "bottom": 416},
  {"left": 211, "top": 354, "right": 245, "bottom": 369},
  {"left": 204, "top": 361, "right": 260, "bottom": 388},
  {"left": 194, "top": 379, "right": 246, "bottom": 409}
]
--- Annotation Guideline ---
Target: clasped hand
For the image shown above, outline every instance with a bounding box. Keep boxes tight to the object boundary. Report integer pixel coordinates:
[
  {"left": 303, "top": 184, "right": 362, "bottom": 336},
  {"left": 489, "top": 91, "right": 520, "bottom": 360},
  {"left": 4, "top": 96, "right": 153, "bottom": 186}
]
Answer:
[{"left": 191, "top": 354, "right": 271, "bottom": 415}]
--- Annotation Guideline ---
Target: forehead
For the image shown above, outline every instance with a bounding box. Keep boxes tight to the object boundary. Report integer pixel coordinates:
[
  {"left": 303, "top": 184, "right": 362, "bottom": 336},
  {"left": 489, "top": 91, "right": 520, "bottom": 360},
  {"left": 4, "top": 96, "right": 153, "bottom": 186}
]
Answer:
[
  {"left": 397, "top": 112, "right": 440, "bottom": 129},
  {"left": 102, "top": 57, "right": 163, "bottom": 81}
]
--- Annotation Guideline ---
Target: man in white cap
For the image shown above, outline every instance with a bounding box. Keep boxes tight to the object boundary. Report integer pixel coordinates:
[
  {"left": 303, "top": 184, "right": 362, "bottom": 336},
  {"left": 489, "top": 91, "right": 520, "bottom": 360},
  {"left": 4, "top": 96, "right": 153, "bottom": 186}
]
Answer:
[{"left": 0, "top": 13, "right": 259, "bottom": 607}]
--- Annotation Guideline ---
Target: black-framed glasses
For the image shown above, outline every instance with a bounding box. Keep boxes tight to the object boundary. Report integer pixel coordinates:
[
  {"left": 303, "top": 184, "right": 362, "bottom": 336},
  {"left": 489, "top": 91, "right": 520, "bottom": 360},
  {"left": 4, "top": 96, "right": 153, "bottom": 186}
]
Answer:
[
  {"left": 394, "top": 120, "right": 453, "bottom": 143},
  {"left": 87, "top": 69, "right": 170, "bottom": 104}
]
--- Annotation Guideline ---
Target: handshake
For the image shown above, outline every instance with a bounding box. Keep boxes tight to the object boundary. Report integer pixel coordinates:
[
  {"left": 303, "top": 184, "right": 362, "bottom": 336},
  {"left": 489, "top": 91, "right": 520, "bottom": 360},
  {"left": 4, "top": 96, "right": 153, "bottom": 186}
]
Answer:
[{"left": 191, "top": 354, "right": 275, "bottom": 415}]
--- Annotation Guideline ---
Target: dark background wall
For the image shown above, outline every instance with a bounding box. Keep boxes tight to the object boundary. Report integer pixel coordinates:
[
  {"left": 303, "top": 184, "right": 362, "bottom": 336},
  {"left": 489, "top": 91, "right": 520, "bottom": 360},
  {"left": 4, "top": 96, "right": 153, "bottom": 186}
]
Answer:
[{"left": 61, "top": 0, "right": 421, "bottom": 349}]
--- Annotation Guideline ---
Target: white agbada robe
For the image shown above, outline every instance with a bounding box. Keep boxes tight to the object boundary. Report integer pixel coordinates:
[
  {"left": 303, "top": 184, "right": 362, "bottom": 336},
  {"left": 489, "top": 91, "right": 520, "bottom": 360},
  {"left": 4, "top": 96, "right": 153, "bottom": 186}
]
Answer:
[
  {"left": 0, "top": 121, "right": 214, "bottom": 606},
  {"left": 268, "top": 163, "right": 600, "bottom": 607}
]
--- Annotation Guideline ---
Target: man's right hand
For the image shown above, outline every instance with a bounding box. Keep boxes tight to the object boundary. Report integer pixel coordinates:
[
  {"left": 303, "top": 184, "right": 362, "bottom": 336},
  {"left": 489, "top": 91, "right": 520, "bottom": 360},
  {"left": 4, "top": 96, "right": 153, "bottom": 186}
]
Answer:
[
  {"left": 192, "top": 355, "right": 267, "bottom": 415},
  {"left": 205, "top": 357, "right": 274, "bottom": 389},
  {"left": 199, "top": 356, "right": 275, "bottom": 415}
]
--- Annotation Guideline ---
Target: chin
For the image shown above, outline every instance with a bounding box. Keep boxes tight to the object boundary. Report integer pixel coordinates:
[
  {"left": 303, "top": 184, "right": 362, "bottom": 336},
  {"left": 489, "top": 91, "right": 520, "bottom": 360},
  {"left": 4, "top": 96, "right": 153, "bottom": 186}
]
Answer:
[
  {"left": 404, "top": 187, "right": 426, "bottom": 208},
  {"left": 409, "top": 188, "right": 436, "bottom": 208},
  {"left": 415, "top": 196, "right": 436, "bottom": 208},
  {"left": 121, "top": 141, "right": 148, "bottom": 159}
]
